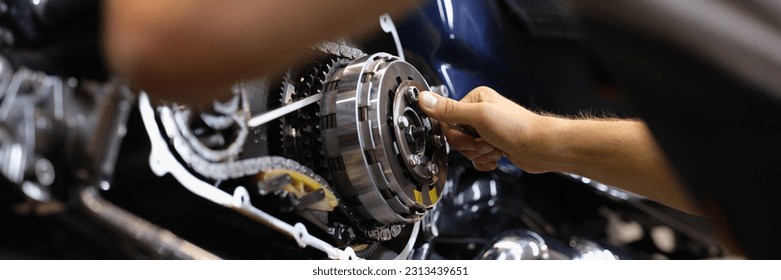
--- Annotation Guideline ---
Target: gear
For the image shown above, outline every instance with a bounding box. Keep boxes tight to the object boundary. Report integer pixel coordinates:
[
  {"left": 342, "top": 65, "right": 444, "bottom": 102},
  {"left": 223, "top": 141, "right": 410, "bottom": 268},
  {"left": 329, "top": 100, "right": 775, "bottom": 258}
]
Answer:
[
  {"left": 266, "top": 40, "right": 364, "bottom": 175},
  {"left": 353, "top": 242, "right": 382, "bottom": 259},
  {"left": 280, "top": 59, "right": 327, "bottom": 166},
  {"left": 268, "top": 53, "right": 349, "bottom": 182}
]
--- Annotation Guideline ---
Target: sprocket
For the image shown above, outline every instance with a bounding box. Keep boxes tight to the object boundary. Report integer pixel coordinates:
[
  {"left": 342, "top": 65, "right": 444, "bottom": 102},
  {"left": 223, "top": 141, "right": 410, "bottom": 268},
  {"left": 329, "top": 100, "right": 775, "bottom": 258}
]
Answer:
[{"left": 268, "top": 54, "right": 348, "bottom": 180}]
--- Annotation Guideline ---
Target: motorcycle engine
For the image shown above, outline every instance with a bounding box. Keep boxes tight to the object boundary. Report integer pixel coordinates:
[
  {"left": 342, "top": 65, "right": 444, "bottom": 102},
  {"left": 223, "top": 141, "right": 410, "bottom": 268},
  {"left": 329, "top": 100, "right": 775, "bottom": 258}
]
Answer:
[{"left": 130, "top": 43, "right": 447, "bottom": 258}]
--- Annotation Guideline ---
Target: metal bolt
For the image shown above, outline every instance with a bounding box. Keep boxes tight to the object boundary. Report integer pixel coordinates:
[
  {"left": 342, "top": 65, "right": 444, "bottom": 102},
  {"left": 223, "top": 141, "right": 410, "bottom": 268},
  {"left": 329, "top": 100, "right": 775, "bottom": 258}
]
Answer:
[
  {"left": 397, "top": 115, "right": 409, "bottom": 129},
  {"left": 408, "top": 154, "right": 421, "bottom": 166},
  {"left": 427, "top": 162, "right": 439, "bottom": 176},
  {"left": 404, "top": 87, "right": 419, "bottom": 102}
]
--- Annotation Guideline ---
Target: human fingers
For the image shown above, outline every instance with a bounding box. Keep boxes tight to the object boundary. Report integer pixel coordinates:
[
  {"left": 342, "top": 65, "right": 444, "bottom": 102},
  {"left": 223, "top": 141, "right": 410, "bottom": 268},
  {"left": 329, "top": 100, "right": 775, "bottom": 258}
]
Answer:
[
  {"left": 443, "top": 126, "right": 499, "bottom": 157},
  {"left": 469, "top": 149, "right": 503, "bottom": 164},
  {"left": 459, "top": 86, "right": 499, "bottom": 104},
  {"left": 472, "top": 161, "right": 498, "bottom": 171},
  {"left": 441, "top": 124, "right": 480, "bottom": 151},
  {"left": 456, "top": 141, "right": 500, "bottom": 163},
  {"left": 418, "top": 91, "right": 484, "bottom": 125}
]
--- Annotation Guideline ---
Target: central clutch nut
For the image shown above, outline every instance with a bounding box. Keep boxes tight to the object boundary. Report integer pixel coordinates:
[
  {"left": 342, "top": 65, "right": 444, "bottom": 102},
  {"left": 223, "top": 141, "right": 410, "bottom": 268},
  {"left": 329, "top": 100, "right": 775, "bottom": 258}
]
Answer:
[
  {"left": 405, "top": 87, "right": 419, "bottom": 102},
  {"left": 319, "top": 53, "right": 448, "bottom": 240}
]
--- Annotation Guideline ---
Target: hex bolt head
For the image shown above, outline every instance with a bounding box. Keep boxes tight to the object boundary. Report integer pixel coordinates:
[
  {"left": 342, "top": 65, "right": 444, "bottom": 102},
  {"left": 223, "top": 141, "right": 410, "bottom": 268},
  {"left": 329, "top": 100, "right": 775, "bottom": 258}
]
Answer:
[
  {"left": 427, "top": 162, "right": 439, "bottom": 176},
  {"left": 404, "top": 87, "right": 419, "bottom": 102},
  {"left": 397, "top": 116, "right": 410, "bottom": 129},
  {"left": 408, "top": 154, "right": 422, "bottom": 166}
]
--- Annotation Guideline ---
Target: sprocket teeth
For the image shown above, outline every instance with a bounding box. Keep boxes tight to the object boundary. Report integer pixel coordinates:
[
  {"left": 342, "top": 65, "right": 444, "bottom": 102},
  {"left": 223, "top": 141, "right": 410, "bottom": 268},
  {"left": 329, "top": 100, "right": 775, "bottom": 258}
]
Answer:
[{"left": 267, "top": 49, "right": 352, "bottom": 189}]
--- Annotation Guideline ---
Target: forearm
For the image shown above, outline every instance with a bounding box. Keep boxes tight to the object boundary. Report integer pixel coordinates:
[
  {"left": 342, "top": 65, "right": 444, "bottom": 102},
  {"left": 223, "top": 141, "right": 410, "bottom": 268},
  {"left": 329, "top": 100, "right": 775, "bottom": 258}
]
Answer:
[
  {"left": 540, "top": 117, "right": 700, "bottom": 214},
  {"left": 103, "top": 0, "right": 416, "bottom": 104},
  {"left": 418, "top": 87, "right": 700, "bottom": 213}
]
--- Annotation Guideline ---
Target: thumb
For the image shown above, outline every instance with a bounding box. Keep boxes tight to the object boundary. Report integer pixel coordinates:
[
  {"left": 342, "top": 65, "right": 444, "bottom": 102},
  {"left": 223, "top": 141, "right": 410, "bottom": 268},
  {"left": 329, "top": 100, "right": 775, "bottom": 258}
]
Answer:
[{"left": 418, "top": 91, "right": 481, "bottom": 125}]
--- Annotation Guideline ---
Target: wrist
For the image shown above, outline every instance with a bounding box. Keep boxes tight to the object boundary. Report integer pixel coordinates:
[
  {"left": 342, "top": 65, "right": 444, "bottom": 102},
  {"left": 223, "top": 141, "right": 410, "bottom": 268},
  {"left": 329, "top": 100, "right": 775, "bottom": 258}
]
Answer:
[
  {"left": 505, "top": 114, "right": 568, "bottom": 173},
  {"left": 534, "top": 115, "right": 573, "bottom": 173}
]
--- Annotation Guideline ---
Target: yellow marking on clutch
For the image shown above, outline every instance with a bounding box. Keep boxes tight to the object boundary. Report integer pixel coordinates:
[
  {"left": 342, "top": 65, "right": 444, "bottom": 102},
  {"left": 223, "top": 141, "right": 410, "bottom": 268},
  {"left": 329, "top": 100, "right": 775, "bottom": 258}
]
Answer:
[
  {"left": 414, "top": 189, "right": 423, "bottom": 204},
  {"left": 428, "top": 187, "right": 439, "bottom": 204}
]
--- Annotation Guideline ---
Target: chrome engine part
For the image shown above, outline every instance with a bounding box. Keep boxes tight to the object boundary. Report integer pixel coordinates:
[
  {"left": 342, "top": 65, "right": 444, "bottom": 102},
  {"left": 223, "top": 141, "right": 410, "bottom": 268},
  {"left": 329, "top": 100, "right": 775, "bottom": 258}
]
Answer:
[
  {"left": 478, "top": 230, "right": 619, "bottom": 260},
  {"left": 479, "top": 230, "right": 554, "bottom": 260},
  {"left": 321, "top": 53, "right": 447, "bottom": 240},
  {"left": 0, "top": 56, "right": 133, "bottom": 201},
  {"left": 0, "top": 54, "right": 220, "bottom": 259}
]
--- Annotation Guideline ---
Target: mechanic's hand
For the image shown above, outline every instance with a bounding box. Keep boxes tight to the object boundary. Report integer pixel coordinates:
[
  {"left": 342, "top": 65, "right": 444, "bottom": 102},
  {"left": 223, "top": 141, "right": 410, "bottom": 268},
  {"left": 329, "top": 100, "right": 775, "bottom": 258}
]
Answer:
[{"left": 418, "top": 86, "right": 553, "bottom": 172}]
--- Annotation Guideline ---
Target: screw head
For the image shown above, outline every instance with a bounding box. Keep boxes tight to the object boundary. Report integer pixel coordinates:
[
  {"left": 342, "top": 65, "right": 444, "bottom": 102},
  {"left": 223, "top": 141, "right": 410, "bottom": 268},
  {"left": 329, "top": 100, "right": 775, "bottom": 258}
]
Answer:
[
  {"left": 427, "top": 162, "right": 439, "bottom": 176},
  {"left": 408, "top": 154, "right": 421, "bottom": 166}
]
